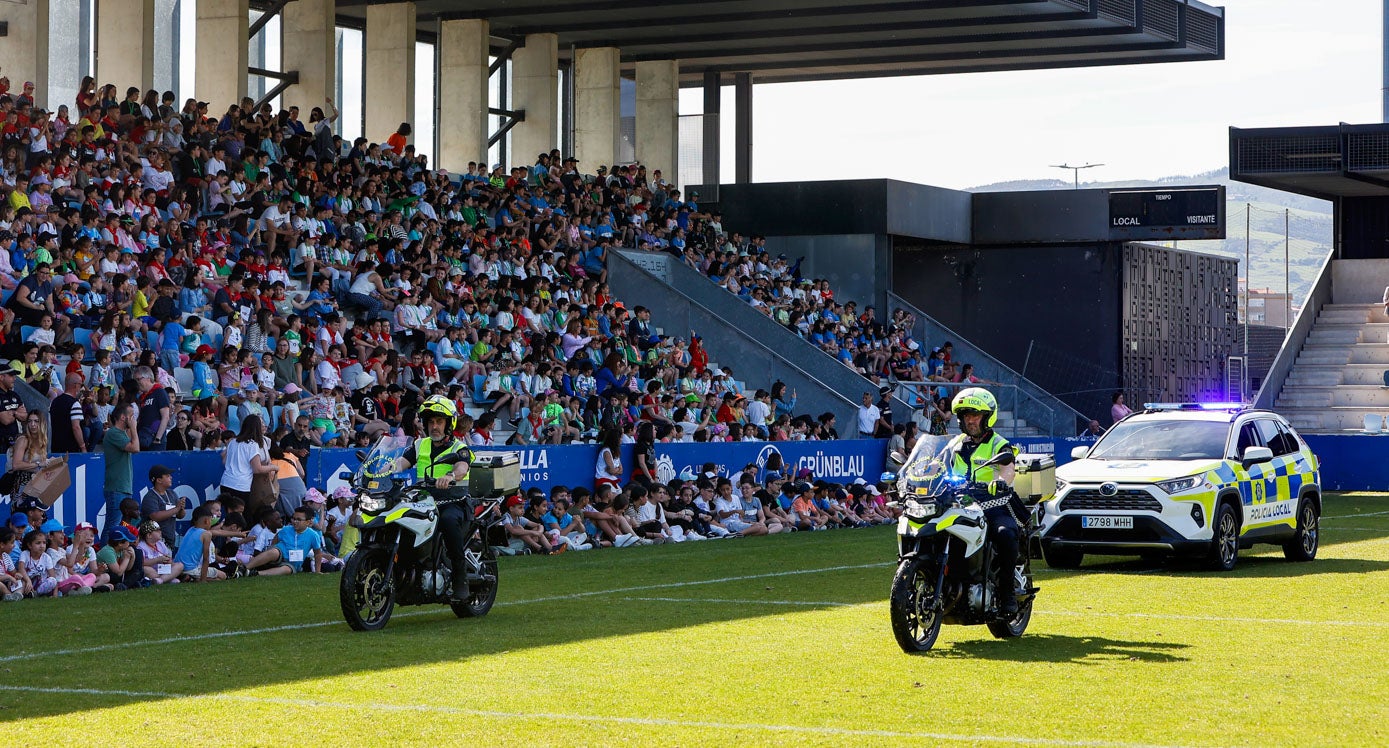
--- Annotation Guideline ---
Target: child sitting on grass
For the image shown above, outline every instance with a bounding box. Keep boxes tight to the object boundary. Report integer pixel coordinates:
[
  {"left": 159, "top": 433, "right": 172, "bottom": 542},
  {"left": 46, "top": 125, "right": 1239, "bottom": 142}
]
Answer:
[
  {"left": 0, "top": 528, "right": 25, "bottom": 601},
  {"left": 18, "top": 530, "right": 59, "bottom": 597}
]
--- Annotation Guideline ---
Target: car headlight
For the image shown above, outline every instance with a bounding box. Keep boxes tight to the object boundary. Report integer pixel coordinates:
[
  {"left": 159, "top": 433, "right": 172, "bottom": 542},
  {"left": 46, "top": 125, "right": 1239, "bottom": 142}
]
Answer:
[
  {"left": 1156, "top": 476, "right": 1201, "bottom": 494},
  {"left": 358, "top": 493, "right": 386, "bottom": 513},
  {"left": 1055, "top": 478, "right": 1068, "bottom": 493}
]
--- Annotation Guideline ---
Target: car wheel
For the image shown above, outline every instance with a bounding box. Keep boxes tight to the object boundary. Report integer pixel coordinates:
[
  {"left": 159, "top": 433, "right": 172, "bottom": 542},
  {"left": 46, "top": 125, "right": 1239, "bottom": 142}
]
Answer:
[
  {"left": 1205, "top": 502, "right": 1239, "bottom": 572},
  {"left": 1282, "top": 499, "right": 1319, "bottom": 562},
  {"left": 1042, "top": 544, "right": 1083, "bottom": 569}
]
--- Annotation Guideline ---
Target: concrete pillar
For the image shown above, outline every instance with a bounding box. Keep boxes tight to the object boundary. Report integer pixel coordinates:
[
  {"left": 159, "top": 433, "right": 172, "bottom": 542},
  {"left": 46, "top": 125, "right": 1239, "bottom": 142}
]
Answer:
[
  {"left": 437, "top": 18, "right": 490, "bottom": 173},
  {"left": 734, "top": 72, "right": 753, "bottom": 184},
  {"left": 0, "top": 2, "right": 49, "bottom": 110},
  {"left": 97, "top": 0, "right": 155, "bottom": 89},
  {"left": 636, "top": 60, "right": 679, "bottom": 185},
  {"left": 702, "top": 71, "right": 721, "bottom": 187},
  {"left": 573, "top": 47, "right": 621, "bottom": 171},
  {"left": 511, "top": 33, "right": 558, "bottom": 167},
  {"left": 365, "top": 3, "right": 416, "bottom": 144},
  {"left": 282, "top": 0, "right": 336, "bottom": 118},
  {"left": 195, "top": 0, "right": 249, "bottom": 114}
]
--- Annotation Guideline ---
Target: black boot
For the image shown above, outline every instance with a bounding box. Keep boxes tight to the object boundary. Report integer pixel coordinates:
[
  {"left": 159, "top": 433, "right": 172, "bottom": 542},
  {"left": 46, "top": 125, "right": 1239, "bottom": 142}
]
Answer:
[
  {"left": 997, "top": 586, "right": 1018, "bottom": 617},
  {"left": 449, "top": 561, "right": 471, "bottom": 603}
]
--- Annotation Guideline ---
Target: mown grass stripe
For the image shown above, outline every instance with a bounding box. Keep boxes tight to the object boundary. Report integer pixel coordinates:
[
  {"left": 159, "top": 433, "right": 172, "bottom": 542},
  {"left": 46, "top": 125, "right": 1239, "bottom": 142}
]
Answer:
[
  {"left": 0, "top": 562, "right": 890, "bottom": 664},
  {"left": 0, "top": 684, "right": 1206, "bottom": 748}
]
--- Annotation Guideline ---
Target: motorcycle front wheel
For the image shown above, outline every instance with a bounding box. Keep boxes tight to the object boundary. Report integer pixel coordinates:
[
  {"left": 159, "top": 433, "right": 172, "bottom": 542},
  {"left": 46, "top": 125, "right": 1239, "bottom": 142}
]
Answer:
[
  {"left": 451, "top": 540, "right": 498, "bottom": 619},
  {"left": 889, "top": 557, "right": 943, "bottom": 653},
  {"left": 340, "top": 547, "right": 396, "bottom": 631}
]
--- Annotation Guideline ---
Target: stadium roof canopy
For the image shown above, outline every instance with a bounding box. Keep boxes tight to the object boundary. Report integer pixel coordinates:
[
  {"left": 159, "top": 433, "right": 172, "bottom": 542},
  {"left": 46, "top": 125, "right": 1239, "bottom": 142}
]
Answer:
[
  {"left": 330, "top": 0, "right": 1225, "bottom": 85},
  {"left": 1231, "top": 124, "right": 1389, "bottom": 200}
]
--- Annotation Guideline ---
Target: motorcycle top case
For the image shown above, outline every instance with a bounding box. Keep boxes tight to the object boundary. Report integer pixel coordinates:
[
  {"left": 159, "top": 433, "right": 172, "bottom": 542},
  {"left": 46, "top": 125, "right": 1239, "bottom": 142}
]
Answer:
[
  {"left": 469, "top": 452, "right": 521, "bottom": 497},
  {"left": 1012, "top": 454, "right": 1055, "bottom": 504}
]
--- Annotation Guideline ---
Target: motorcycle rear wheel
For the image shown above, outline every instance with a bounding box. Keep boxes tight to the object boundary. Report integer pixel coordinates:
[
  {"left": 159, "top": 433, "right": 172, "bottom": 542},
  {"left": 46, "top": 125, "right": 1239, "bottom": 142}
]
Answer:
[
  {"left": 340, "top": 547, "right": 396, "bottom": 631},
  {"left": 889, "top": 558, "right": 942, "bottom": 653},
  {"left": 451, "top": 541, "right": 498, "bottom": 618}
]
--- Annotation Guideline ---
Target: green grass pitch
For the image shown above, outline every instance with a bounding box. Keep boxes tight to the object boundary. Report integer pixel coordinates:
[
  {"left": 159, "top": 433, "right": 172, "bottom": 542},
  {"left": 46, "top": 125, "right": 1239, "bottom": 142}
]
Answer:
[{"left": 2, "top": 494, "right": 1387, "bottom": 746}]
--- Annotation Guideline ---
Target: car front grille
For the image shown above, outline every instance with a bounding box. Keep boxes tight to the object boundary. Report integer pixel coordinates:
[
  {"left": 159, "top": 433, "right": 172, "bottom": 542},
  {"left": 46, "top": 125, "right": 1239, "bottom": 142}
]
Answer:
[{"left": 1060, "top": 489, "right": 1162, "bottom": 513}]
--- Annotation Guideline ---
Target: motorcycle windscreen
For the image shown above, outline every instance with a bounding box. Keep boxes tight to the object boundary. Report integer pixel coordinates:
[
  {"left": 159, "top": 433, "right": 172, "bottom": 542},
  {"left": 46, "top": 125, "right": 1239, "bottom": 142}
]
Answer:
[
  {"left": 356, "top": 434, "right": 414, "bottom": 491},
  {"left": 898, "top": 435, "right": 956, "bottom": 496}
]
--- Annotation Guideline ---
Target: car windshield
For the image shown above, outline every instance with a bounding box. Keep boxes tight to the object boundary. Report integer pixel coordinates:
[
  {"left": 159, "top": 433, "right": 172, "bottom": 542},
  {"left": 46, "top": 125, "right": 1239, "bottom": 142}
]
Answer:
[
  {"left": 1088, "top": 419, "right": 1228, "bottom": 460},
  {"left": 355, "top": 434, "right": 413, "bottom": 485}
]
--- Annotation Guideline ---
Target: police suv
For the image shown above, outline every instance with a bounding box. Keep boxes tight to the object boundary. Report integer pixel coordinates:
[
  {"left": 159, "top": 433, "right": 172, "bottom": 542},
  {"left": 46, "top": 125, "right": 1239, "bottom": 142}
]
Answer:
[{"left": 1038, "top": 404, "right": 1321, "bottom": 571}]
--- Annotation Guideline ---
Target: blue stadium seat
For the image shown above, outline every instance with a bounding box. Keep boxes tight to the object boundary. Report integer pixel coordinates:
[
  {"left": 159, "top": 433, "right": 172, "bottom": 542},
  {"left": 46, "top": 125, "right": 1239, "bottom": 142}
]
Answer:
[
  {"left": 73, "top": 329, "right": 95, "bottom": 361},
  {"left": 144, "top": 331, "right": 158, "bottom": 350},
  {"left": 471, "top": 374, "right": 496, "bottom": 405},
  {"left": 227, "top": 408, "right": 242, "bottom": 434},
  {"left": 19, "top": 325, "right": 37, "bottom": 343},
  {"left": 272, "top": 405, "right": 284, "bottom": 430}
]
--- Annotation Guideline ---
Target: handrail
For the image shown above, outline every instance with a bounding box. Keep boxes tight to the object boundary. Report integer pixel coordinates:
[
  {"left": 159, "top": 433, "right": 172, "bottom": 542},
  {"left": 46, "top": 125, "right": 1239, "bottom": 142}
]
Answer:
[
  {"left": 608, "top": 251, "right": 866, "bottom": 426},
  {"left": 886, "top": 291, "right": 1084, "bottom": 435},
  {"left": 1253, "top": 250, "right": 1335, "bottom": 409},
  {"left": 892, "top": 381, "right": 1056, "bottom": 438}
]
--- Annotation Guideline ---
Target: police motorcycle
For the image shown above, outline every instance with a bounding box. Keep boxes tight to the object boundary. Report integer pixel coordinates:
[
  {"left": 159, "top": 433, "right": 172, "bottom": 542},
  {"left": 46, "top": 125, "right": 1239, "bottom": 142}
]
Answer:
[
  {"left": 338, "top": 434, "right": 510, "bottom": 631},
  {"left": 885, "top": 437, "right": 1039, "bottom": 653}
]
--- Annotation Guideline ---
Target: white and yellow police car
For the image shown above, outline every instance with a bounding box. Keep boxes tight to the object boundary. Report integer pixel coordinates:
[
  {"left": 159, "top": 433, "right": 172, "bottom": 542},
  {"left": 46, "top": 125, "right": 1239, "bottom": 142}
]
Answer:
[{"left": 1038, "top": 403, "right": 1321, "bottom": 571}]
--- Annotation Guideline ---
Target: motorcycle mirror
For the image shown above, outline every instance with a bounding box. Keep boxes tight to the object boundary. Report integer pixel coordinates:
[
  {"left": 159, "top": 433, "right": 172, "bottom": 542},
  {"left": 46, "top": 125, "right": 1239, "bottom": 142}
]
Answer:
[
  {"left": 984, "top": 451, "right": 1015, "bottom": 467},
  {"left": 354, "top": 450, "right": 368, "bottom": 462},
  {"left": 338, "top": 471, "right": 353, "bottom": 481},
  {"left": 889, "top": 451, "right": 906, "bottom": 464}
]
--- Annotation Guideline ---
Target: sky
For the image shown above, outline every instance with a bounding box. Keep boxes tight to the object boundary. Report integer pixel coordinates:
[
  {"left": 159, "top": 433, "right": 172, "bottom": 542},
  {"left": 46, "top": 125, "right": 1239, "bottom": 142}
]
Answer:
[{"left": 680, "top": 0, "right": 1385, "bottom": 190}]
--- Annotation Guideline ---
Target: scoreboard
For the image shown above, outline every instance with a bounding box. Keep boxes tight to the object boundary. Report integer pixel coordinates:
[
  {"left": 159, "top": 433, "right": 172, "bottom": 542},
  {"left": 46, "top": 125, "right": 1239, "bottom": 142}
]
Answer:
[{"left": 1109, "top": 187, "right": 1222, "bottom": 230}]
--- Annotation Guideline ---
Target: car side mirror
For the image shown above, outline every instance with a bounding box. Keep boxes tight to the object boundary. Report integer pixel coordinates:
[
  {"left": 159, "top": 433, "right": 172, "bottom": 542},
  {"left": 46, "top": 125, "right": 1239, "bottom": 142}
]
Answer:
[
  {"left": 1242, "top": 446, "right": 1273, "bottom": 469},
  {"left": 1071, "top": 446, "right": 1090, "bottom": 460}
]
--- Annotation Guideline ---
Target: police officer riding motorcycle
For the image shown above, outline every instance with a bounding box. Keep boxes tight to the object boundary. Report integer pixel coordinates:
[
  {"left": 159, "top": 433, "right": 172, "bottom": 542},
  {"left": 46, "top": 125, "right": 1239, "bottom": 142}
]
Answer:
[
  {"left": 394, "top": 395, "right": 475, "bottom": 604},
  {"left": 941, "top": 387, "right": 1025, "bottom": 616}
]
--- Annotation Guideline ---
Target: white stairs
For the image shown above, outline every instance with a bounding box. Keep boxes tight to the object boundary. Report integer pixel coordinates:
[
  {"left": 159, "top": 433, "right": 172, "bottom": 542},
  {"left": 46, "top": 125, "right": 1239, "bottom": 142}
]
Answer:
[{"left": 1274, "top": 303, "right": 1389, "bottom": 432}]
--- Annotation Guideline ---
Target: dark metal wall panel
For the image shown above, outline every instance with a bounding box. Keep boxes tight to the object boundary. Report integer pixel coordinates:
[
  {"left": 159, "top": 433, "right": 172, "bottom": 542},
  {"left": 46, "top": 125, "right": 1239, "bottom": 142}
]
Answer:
[
  {"left": 716, "top": 180, "right": 889, "bottom": 237},
  {"left": 1120, "top": 243, "right": 1237, "bottom": 405},
  {"left": 1338, "top": 197, "right": 1389, "bottom": 259},
  {"left": 972, "top": 189, "right": 1114, "bottom": 244},
  {"left": 891, "top": 241, "right": 1124, "bottom": 421}
]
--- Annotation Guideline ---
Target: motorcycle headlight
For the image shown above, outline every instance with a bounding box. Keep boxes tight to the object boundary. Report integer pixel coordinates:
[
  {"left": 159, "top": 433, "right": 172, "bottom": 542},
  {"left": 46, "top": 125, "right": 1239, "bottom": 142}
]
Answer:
[
  {"left": 904, "top": 499, "right": 936, "bottom": 519},
  {"left": 1156, "top": 476, "right": 1201, "bottom": 495},
  {"left": 358, "top": 493, "right": 386, "bottom": 513}
]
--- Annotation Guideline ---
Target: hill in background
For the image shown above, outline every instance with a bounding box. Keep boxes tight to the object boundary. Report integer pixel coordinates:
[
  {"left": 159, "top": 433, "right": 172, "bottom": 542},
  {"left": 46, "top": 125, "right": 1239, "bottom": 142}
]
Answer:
[{"left": 970, "top": 168, "right": 1330, "bottom": 305}]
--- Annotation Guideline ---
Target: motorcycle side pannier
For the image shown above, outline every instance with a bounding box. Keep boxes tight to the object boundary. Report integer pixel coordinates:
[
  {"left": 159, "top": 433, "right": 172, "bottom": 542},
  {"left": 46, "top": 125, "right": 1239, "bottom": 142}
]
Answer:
[
  {"left": 1013, "top": 454, "right": 1056, "bottom": 504},
  {"left": 469, "top": 452, "right": 521, "bottom": 497}
]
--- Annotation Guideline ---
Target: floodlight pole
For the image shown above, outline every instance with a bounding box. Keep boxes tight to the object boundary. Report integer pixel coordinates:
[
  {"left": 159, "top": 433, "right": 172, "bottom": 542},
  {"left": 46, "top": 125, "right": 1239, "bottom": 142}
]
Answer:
[{"left": 1051, "top": 163, "right": 1104, "bottom": 189}]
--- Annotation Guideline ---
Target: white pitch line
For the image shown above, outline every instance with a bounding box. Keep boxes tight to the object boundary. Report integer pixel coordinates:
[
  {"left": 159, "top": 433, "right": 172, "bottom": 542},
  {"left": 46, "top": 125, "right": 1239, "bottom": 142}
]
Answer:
[
  {"left": 0, "top": 562, "right": 891, "bottom": 664},
  {"left": 1046, "top": 610, "right": 1389, "bottom": 628},
  {"left": 616, "top": 596, "right": 1389, "bottom": 629},
  {"left": 1322, "top": 510, "right": 1389, "bottom": 520},
  {"left": 624, "top": 596, "right": 854, "bottom": 607},
  {"left": 0, "top": 684, "right": 1202, "bottom": 748}
]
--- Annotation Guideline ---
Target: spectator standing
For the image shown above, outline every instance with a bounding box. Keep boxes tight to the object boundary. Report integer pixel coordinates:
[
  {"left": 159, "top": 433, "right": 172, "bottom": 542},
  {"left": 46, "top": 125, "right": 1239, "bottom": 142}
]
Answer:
[
  {"left": 100, "top": 404, "right": 137, "bottom": 542},
  {"left": 0, "top": 365, "right": 24, "bottom": 452},
  {"left": 873, "top": 385, "right": 895, "bottom": 439},
  {"left": 133, "top": 366, "right": 172, "bottom": 450},
  {"left": 855, "top": 392, "right": 881, "bottom": 439},
  {"left": 140, "top": 465, "right": 185, "bottom": 549},
  {"left": 49, "top": 373, "right": 86, "bottom": 453}
]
